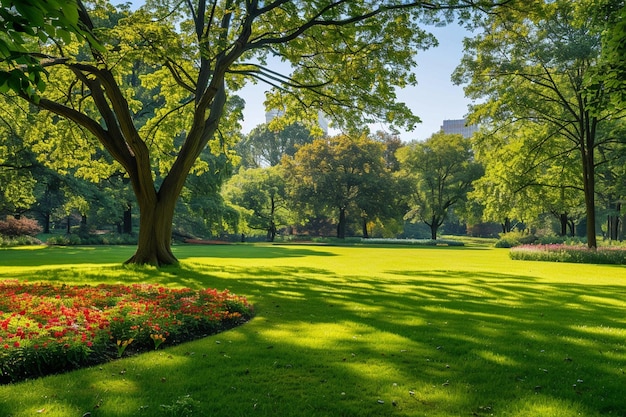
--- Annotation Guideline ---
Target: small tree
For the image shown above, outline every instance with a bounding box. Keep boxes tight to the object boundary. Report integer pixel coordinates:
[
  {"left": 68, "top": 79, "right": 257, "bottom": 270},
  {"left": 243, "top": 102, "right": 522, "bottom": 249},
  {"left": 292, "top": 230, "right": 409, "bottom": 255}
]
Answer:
[{"left": 223, "top": 166, "right": 289, "bottom": 241}]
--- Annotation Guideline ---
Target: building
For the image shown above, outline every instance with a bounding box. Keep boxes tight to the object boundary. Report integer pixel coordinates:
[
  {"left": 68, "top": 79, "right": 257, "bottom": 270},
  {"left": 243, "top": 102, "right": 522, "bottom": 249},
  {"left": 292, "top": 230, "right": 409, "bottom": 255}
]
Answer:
[{"left": 440, "top": 118, "right": 478, "bottom": 138}]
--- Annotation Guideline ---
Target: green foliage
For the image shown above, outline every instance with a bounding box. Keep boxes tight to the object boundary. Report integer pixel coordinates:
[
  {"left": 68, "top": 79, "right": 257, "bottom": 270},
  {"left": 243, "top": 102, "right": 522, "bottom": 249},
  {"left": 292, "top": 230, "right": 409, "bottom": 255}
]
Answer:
[
  {"left": 45, "top": 233, "right": 137, "bottom": 246},
  {"left": 455, "top": 0, "right": 626, "bottom": 248},
  {"left": 494, "top": 231, "right": 538, "bottom": 248},
  {"left": 236, "top": 123, "right": 315, "bottom": 168},
  {"left": 584, "top": 0, "right": 626, "bottom": 114},
  {"left": 0, "top": 0, "right": 87, "bottom": 100},
  {"left": 223, "top": 165, "right": 289, "bottom": 241},
  {"left": 160, "top": 395, "right": 201, "bottom": 417},
  {"left": 361, "top": 238, "right": 465, "bottom": 246},
  {"left": 469, "top": 123, "right": 585, "bottom": 232},
  {"left": 283, "top": 134, "right": 399, "bottom": 238},
  {"left": 0, "top": 235, "right": 41, "bottom": 247},
  {"left": 397, "top": 132, "right": 483, "bottom": 239}
]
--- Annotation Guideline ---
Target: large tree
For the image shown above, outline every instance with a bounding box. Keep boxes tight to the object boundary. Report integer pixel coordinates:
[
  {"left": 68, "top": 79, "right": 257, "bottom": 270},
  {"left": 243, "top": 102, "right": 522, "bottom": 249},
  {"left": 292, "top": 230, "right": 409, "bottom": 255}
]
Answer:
[
  {"left": 469, "top": 122, "right": 585, "bottom": 236},
  {"left": 397, "top": 132, "right": 482, "bottom": 239},
  {"left": 3, "top": 0, "right": 509, "bottom": 265},
  {"left": 283, "top": 134, "right": 395, "bottom": 239},
  {"left": 454, "top": 0, "right": 626, "bottom": 248}
]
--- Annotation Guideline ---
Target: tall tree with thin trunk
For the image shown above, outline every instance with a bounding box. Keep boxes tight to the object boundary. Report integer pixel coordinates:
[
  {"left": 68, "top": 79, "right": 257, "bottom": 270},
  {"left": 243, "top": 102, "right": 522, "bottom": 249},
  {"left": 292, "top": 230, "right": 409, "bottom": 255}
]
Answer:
[{"left": 453, "top": 0, "right": 626, "bottom": 248}]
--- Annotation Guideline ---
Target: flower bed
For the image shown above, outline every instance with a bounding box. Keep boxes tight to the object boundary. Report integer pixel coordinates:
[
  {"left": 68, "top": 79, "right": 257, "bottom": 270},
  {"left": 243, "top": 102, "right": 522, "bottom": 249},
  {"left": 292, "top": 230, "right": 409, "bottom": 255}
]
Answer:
[
  {"left": 0, "top": 280, "right": 253, "bottom": 383},
  {"left": 510, "top": 244, "right": 626, "bottom": 265}
]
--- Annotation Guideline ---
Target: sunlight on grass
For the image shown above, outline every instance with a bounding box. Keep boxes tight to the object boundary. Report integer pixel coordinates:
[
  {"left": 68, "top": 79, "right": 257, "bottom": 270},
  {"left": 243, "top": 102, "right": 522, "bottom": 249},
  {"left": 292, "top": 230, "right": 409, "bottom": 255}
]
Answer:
[
  {"left": 510, "top": 396, "right": 590, "bottom": 417},
  {"left": 0, "top": 244, "right": 625, "bottom": 416},
  {"left": 476, "top": 350, "right": 520, "bottom": 366},
  {"left": 1, "top": 246, "right": 46, "bottom": 251}
]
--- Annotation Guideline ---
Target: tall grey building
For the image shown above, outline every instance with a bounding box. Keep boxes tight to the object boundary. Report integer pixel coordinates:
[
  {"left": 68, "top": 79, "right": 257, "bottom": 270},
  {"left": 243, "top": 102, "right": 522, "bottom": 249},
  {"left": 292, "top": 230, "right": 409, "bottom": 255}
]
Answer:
[{"left": 440, "top": 119, "right": 478, "bottom": 138}]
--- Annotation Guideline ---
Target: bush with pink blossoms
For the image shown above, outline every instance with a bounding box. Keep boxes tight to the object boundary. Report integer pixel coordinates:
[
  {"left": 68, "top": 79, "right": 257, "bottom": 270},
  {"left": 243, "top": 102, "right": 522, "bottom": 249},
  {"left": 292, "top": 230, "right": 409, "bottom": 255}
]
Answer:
[{"left": 510, "top": 244, "right": 626, "bottom": 265}]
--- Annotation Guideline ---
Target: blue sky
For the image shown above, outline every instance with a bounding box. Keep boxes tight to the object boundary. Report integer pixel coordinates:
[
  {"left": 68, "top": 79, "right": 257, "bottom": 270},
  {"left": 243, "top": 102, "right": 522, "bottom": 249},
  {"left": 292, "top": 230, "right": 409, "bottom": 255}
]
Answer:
[{"left": 116, "top": 1, "right": 472, "bottom": 141}]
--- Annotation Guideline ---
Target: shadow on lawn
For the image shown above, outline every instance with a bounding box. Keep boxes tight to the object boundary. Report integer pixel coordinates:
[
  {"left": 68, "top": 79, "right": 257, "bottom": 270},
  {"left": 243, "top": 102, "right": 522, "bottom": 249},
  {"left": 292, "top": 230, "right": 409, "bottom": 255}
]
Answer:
[
  {"left": 157, "top": 264, "right": 626, "bottom": 416},
  {"left": 175, "top": 243, "right": 338, "bottom": 259},
  {"left": 0, "top": 244, "right": 335, "bottom": 268},
  {"left": 0, "top": 252, "right": 625, "bottom": 416}
]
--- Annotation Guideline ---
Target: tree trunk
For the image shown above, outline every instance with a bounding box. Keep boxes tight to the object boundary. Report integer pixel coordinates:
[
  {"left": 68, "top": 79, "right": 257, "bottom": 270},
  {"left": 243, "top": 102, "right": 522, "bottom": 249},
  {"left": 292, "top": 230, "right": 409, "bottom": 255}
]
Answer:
[
  {"left": 66, "top": 216, "right": 71, "bottom": 234},
  {"left": 501, "top": 217, "right": 511, "bottom": 234},
  {"left": 362, "top": 217, "right": 369, "bottom": 239},
  {"left": 267, "top": 221, "right": 276, "bottom": 242},
  {"left": 430, "top": 223, "right": 438, "bottom": 240},
  {"left": 606, "top": 202, "right": 621, "bottom": 241},
  {"left": 608, "top": 215, "right": 618, "bottom": 241},
  {"left": 337, "top": 207, "right": 346, "bottom": 239},
  {"left": 79, "top": 214, "right": 89, "bottom": 238},
  {"left": 568, "top": 219, "right": 575, "bottom": 237},
  {"left": 559, "top": 213, "right": 568, "bottom": 237},
  {"left": 123, "top": 205, "right": 132, "bottom": 234},
  {"left": 43, "top": 212, "right": 51, "bottom": 234},
  {"left": 580, "top": 115, "right": 597, "bottom": 249},
  {"left": 582, "top": 168, "right": 596, "bottom": 248},
  {"left": 125, "top": 193, "right": 178, "bottom": 266}
]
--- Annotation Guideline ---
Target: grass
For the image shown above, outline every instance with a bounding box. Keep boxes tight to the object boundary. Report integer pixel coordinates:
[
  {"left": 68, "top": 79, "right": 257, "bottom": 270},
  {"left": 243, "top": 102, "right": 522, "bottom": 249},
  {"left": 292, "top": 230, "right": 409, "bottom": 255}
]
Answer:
[{"left": 0, "top": 243, "right": 625, "bottom": 416}]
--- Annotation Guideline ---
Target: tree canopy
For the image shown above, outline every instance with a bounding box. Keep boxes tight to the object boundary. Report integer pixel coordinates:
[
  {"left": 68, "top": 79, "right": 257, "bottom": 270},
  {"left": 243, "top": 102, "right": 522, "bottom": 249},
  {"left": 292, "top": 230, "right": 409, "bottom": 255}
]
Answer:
[
  {"left": 454, "top": 0, "right": 626, "bottom": 248},
  {"left": 283, "top": 134, "right": 397, "bottom": 239},
  {"left": 0, "top": 0, "right": 512, "bottom": 265},
  {"left": 398, "top": 132, "right": 482, "bottom": 239}
]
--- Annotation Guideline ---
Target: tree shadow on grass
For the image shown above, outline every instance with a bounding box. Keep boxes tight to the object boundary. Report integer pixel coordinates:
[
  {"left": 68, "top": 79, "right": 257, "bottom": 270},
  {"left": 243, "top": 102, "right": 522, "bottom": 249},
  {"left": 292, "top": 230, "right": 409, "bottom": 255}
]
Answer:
[
  {"left": 0, "top": 244, "right": 336, "bottom": 268},
  {"left": 0, "top": 254, "right": 625, "bottom": 416},
  {"left": 0, "top": 245, "right": 133, "bottom": 267},
  {"left": 175, "top": 243, "right": 337, "bottom": 259}
]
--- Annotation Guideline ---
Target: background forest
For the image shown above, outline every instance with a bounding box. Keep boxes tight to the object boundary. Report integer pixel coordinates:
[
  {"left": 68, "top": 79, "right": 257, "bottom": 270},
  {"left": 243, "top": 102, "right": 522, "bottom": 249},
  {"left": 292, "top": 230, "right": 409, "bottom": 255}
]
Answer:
[{"left": 1, "top": 0, "right": 625, "bottom": 249}]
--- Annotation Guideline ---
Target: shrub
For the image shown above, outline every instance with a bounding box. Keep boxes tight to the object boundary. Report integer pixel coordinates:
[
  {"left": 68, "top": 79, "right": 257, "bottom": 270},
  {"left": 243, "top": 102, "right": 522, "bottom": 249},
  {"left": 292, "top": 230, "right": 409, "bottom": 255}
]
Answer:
[
  {"left": 0, "top": 216, "right": 42, "bottom": 237},
  {"left": 0, "top": 235, "right": 42, "bottom": 247},
  {"left": 46, "top": 233, "right": 137, "bottom": 246},
  {"left": 510, "top": 244, "right": 626, "bottom": 265},
  {"left": 46, "top": 234, "right": 82, "bottom": 246},
  {"left": 535, "top": 235, "right": 586, "bottom": 245},
  {"left": 494, "top": 231, "right": 537, "bottom": 248}
]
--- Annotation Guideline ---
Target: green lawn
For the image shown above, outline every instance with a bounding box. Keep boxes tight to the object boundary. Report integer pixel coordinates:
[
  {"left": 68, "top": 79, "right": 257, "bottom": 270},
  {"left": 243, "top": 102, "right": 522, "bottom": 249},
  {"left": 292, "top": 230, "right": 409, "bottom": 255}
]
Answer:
[{"left": 0, "top": 243, "right": 625, "bottom": 417}]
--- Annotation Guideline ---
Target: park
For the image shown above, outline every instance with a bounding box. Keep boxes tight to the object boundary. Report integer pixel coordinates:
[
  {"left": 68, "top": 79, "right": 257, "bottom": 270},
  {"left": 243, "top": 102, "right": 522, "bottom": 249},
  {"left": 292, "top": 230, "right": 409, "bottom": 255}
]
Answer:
[
  {"left": 0, "top": 242, "right": 624, "bottom": 416},
  {"left": 1, "top": 0, "right": 626, "bottom": 416}
]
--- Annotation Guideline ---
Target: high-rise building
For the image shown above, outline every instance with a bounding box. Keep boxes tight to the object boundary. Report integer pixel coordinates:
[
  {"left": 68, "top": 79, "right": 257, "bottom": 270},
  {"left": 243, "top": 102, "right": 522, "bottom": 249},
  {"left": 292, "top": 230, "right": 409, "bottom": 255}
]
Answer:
[{"left": 440, "top": 118, "right": 478, "bottom": 138}]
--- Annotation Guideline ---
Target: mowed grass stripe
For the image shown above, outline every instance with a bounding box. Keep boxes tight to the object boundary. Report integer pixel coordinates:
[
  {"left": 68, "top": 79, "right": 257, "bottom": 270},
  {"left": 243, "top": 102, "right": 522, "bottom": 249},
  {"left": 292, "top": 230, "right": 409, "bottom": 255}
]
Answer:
[{"left": 0, "top": 243, "right": 624, "bottom": 416}]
